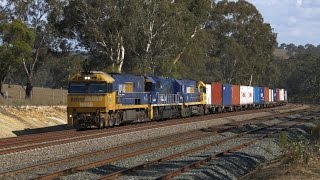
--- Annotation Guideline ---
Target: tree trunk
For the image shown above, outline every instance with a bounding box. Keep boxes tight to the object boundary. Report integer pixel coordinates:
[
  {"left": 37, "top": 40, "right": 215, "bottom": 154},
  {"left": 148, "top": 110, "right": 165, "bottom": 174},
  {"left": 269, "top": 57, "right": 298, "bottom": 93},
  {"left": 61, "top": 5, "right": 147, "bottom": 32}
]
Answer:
[
  {"left": 25, "top": 77, "right": 33, "bottom": 99},
  {"left": 0, "top": 82, "right": 3, "bottom": 97},
  {"left": 116, "top": 36, "right": 125, "bottom": 73},
  {"left": 249, "top": 74, "right": 253, "bottom": 86},
  {"left": 0, "top": 76, "right": 5, "bottom": 97}
]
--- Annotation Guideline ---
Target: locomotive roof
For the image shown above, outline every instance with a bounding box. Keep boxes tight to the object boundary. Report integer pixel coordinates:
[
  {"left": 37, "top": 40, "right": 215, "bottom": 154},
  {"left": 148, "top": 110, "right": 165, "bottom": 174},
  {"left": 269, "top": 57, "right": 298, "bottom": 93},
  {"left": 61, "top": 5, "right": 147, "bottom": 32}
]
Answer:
[{"left": 70, "top": 71, "right": 114, "bottom": 83}]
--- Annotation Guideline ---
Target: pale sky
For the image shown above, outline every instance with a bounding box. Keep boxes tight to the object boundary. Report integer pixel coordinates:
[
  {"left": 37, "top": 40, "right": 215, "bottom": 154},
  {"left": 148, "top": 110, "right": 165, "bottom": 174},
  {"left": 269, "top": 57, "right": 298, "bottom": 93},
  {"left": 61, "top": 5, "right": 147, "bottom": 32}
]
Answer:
[{"left": 247, "top": 0, "right": 320, "bottom": 46}]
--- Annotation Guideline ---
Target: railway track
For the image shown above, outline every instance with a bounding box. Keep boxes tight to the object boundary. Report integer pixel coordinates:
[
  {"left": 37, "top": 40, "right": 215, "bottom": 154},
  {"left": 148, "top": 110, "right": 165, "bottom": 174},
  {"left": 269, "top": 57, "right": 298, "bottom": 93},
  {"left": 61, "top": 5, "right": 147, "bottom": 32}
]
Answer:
[
  {"left": 0, "top": 106, "right": 314, "bottom": 179},
  {"left": 97, "top": 114, "right": 309, "bottom": 180},
  {"left": 0, "top": 104, "right": 301, "bottom": 155},
  {"left": 0, "top": 103, "right": 297, "bottom": 147}
]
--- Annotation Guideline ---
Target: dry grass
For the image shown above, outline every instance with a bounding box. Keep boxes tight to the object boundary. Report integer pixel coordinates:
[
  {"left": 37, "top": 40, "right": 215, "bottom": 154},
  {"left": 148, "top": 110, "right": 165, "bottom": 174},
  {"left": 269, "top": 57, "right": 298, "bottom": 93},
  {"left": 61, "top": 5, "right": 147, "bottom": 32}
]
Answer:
[{"left": 0, "top": 84, "right": 67, "bottom": 106}]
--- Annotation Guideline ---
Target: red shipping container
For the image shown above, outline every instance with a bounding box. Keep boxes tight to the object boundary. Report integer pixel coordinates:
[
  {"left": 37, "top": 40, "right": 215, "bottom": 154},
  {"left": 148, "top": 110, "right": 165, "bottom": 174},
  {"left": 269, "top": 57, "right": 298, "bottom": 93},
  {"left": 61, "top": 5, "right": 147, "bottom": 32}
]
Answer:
[
  {"left": 232, "top": 85, "right": 240, "bottom": 105},
  {"left": 264, "top": 87, "right": 269, "bottom": 103},
  {"left": 211, "top": 82, "right": 222, "bottom": 106}
]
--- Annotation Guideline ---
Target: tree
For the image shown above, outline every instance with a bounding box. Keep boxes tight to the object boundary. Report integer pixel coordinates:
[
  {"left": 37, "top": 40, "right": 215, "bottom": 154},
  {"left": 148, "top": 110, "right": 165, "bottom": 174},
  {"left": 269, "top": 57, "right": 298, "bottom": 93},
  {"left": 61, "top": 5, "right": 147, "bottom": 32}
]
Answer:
[
  {"left": 3, "top": 0, "right": 63, "bottom": 99},
  {"left": 207, "top": 0, "right": 277, "bottom": 85},
  {"left": 0, "top": 20, "right": 35, "bottom": 96},
  {"left": 52, "top": 0, "right": 212, "bottom": 77},
  {"left": 51, "top": 0, "right": 133, "bottom": 73}
]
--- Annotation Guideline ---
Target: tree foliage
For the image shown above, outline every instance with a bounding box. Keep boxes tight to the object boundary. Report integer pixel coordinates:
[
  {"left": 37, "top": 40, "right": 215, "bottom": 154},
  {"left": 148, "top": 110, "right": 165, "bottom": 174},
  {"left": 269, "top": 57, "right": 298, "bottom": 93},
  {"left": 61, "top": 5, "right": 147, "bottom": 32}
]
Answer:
[
  {"left": 2, "top": 0, "right": 64, "bottom": 99},
  {"left": 0, "top": 19, "right": 35, "bottom": 96},
  {"left": 0, "top": 0, "right": 318, "bottom": 103},
  {"left": 276, "top": 44, "right": 320, "bottom": 103},
  {"left": 207, "top": 0, "right": 277, "bottom": 85}
]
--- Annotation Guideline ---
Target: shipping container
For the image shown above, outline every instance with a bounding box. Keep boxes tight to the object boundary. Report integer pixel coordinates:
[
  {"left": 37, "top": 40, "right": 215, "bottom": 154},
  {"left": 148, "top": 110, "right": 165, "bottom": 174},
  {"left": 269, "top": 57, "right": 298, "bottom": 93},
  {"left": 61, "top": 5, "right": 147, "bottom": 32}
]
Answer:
[
  {"left": 232, "top": 85, "right": 240, "bottom": 105},
  {"left": 260, "top": 87, "right": 265, "bottom": 103},
  {"left": 264, "top": 87, "right": 269, "bottom": 103},
  {"left": 223, "top": 84, "right": 232, "bottom": 106},
  {"left": 212, "top": 82, "right": 222, "bottom": 106},
  {"left": 240, "top": 86, "right": 247, "bottom": 105},
  {"left": 253, "top": 87, "right": 262, "bottom": 104},
  {"left": 240, "top": 86, "right": 253, "bottom": 105},
  {"left": 271, "top": 89, "right": 274, "bottom": 102},
  {"left": 269, "top": 89, "right": 272, "bottom": 102},
  {"left": 248, "top": 86, "right": 254, "bottom": 104},
  {"left": 276, "top": 88, "right": 280, "bottom": 102},
  {"left": 206, "top": 84, "right": 212, "bottom": 105},
  {"left": 279, "top": 89, "right": 285, "bottom": 101},
  {"left": 273, "top": 88, "right": 278, "bottom": 102},
  {"left": 284, "top": 90, "right": 288, "bottom": 101}
]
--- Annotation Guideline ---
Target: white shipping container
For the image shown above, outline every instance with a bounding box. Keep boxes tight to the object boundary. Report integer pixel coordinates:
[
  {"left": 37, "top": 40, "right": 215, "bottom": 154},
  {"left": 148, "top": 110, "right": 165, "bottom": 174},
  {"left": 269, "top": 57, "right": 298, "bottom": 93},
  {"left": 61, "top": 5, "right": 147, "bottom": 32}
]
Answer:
[
  {"left": 269, "top": 89, "right": 272, "bottom": 102},
  {"left": 270, "top": 89, "right": 274, "bottom": 102},
  {"left": 206, "top": 84, "right": 212, "bottom": 105},
  {"left": 240, "top": 86, "right": 254, "bottom": 105},
  {"left": 240, "top": 86, "right": 247, "bottom": 105},
  {"left": 284, "top": 90, "right": 288, "bottom": 101},
  {"left": 247, "top": 86, "right": 254, "bottom": 104},
  {"left": 279, "top": 89, "right": 285, "bottom": 101}
]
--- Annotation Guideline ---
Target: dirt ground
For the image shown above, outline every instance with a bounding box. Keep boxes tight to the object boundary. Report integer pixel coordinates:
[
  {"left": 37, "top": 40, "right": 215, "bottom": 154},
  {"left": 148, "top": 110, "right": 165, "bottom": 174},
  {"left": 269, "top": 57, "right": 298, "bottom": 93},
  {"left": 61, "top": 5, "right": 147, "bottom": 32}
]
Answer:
[
  {"left": 247, "top": 156, "right": 320, "bottom": 180},
  {"left": 0, "top": 106, "right": 67, "bottom": 138}
]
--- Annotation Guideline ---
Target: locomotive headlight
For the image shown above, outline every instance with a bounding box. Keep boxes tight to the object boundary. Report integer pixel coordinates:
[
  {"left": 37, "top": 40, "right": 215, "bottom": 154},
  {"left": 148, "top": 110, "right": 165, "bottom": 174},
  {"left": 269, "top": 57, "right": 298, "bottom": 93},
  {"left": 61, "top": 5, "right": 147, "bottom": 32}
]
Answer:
[
  {"left": 69, "top": 114, "right": 72, "bottom": 118},
  {"left": 84, "top": 76, "right": 91, "bottom": 80}
]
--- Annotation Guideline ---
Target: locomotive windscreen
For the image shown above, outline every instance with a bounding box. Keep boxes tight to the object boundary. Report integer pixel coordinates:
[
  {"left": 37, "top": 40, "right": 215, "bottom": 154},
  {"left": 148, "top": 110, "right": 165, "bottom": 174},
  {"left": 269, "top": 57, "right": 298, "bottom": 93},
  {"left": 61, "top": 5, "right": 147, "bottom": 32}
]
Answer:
[{"left": 68, "top": 83, "right": 113, "bottom": 94}]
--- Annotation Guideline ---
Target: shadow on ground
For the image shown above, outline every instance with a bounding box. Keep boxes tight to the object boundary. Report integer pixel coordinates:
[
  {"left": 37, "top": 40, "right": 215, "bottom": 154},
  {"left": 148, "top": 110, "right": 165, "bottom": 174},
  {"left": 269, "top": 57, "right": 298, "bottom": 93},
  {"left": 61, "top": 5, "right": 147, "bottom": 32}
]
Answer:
[{"left": 12, "top": 124, "right": 74, "bottom": 136}]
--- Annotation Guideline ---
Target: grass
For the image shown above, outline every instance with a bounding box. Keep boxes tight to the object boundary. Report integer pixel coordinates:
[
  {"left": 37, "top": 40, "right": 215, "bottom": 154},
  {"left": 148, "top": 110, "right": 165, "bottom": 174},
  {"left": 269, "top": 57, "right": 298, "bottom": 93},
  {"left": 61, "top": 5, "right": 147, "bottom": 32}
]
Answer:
[
  {"left": 0, "top": 84, "right": 67, "bottom": 106},
  {"left": 279, "top": 120, "right": 320, "bottom": 164}
]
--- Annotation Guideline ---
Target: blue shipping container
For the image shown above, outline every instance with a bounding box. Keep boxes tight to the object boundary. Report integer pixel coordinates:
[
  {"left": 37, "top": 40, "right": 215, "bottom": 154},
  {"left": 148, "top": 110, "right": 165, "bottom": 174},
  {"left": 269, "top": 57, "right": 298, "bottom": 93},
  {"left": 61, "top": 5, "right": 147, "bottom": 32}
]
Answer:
[
  {"left": 273, "top": 88, "right": 278, "bottom": 102},
  {"left": 259, "top": 87, "right": 265, "bottom": 103},
  {"left": 222, "top": 84, "right": 232, "bottom": 106},
  {"left": 253, "top": 87, "right": 262, "bottom": 104}
]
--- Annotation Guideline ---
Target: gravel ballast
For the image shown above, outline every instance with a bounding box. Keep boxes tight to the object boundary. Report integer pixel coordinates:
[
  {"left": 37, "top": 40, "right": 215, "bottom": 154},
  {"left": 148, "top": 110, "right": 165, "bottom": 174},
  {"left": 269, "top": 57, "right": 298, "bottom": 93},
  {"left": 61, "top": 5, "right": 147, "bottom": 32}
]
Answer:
[
  {"left": 0, "top": 110, "right": 282, "bottom": 172},
  {"left": 0, "top": 104, "right": 311, "bottom": 179}
]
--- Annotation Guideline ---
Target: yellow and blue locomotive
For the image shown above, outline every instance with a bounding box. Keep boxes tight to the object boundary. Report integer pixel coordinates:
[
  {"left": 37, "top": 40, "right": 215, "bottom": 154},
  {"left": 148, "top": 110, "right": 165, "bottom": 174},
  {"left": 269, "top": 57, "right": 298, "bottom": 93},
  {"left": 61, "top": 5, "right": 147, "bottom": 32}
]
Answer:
[{"left": 67, "top": 71, "right": 207, "bottom": 129}]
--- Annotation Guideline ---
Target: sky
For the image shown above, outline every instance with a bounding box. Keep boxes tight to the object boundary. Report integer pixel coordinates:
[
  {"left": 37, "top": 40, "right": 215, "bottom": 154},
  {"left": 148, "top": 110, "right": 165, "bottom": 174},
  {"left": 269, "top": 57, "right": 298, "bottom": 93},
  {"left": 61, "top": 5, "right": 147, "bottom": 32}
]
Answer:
[{"left": 246, "top": 0, "right": 320, "bottom": 46}]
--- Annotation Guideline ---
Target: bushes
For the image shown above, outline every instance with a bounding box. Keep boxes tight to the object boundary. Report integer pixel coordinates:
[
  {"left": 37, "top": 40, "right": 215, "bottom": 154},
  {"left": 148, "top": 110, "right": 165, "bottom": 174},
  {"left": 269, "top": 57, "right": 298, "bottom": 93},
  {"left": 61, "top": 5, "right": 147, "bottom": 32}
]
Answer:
[{"left": 279, "top": 122, "right": 320, "bottom": 164}]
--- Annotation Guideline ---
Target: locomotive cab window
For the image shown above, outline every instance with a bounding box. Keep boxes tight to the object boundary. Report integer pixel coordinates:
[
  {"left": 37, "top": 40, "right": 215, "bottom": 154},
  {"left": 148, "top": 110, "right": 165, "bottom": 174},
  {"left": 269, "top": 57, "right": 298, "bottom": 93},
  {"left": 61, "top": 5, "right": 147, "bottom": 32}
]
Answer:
[
  {"left": 68, "top": 82, "right": 113, "bottom": 94},
  {"left": 145, "top": 82, "right": 153, "bottom": 92}
]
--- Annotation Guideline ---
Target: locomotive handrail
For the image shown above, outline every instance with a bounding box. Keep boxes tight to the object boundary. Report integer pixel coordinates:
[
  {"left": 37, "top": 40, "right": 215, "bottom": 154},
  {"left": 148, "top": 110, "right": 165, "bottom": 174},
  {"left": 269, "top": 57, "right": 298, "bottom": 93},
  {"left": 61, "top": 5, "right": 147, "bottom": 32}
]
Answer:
[{"left": 158, "top": 94, "right": 179, "bottom": 104}]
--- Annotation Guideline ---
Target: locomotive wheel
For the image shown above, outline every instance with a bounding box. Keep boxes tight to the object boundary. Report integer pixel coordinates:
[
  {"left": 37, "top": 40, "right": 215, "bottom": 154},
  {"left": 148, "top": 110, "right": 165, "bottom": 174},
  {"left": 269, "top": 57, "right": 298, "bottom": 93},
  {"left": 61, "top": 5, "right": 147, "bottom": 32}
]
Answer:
[
  {"left": 153, "top": 108, "right": 159, "bottom": 121},
  {"left": 98, "top": 118, "right": 105, "bottom": 129},
  {"left": 108, "top": 114, "right": 115, "bottom": 127},
  {"left": 115, "top": 112, "right": 122, "bottom": 126}
]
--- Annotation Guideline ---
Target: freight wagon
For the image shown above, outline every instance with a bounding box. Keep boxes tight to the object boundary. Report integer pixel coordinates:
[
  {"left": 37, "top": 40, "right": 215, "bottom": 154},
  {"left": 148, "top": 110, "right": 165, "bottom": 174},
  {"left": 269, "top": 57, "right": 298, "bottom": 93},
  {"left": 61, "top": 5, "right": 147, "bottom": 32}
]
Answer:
[{"left": 67, "top": 71, "right": 287, "bottom": 129}]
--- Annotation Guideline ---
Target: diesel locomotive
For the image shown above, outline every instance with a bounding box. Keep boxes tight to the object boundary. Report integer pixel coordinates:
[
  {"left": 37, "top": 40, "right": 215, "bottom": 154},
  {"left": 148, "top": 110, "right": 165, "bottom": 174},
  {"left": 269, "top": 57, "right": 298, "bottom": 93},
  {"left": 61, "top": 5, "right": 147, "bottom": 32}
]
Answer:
[{"left": 67, "top": 71, "right": 207, "bottom": 129}]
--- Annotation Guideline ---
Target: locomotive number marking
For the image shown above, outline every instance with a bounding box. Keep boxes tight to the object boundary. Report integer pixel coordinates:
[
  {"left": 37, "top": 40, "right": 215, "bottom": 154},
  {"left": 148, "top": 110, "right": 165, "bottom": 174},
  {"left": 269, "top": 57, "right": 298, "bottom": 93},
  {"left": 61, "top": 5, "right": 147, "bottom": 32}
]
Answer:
[{"left": 80, "top": 102, "right": 94, "bottom": 107}]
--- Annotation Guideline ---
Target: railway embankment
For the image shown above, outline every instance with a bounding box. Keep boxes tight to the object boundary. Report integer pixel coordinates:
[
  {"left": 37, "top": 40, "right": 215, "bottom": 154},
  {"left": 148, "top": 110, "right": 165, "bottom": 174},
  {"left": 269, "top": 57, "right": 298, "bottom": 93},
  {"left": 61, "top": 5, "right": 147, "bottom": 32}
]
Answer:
[{"left": 0, "top": 106, "right": 67, "bottom": 138}]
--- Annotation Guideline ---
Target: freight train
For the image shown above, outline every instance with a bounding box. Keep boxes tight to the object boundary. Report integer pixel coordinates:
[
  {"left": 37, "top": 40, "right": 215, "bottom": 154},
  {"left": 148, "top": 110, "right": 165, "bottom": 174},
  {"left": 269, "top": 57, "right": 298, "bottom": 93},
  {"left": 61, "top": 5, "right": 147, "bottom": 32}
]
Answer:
[{"left": 67, "top": 71, "right": 287, "bottom": 129}]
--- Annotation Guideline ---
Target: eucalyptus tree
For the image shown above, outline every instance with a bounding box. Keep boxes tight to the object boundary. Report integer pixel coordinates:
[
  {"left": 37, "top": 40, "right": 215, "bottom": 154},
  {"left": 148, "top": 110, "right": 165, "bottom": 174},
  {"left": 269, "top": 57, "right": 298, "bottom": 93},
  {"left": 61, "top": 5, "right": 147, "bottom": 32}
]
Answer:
[
  {"left": 208, "top": 0, "right": 277, "bottom": 85},
  {"left": 50, "top": 0, "right": 135, "bottom": 73},
  {"left": 2, "top": 0, "right": 64, "bottom": 99},
  {"left": 0, "top": 20, "right": 35, "bottom": 97},
  {"left": 51, "top": 0, "right": 212, "bottom": 77}
]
